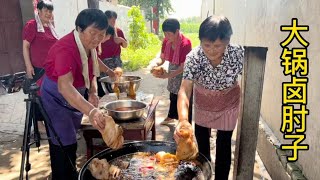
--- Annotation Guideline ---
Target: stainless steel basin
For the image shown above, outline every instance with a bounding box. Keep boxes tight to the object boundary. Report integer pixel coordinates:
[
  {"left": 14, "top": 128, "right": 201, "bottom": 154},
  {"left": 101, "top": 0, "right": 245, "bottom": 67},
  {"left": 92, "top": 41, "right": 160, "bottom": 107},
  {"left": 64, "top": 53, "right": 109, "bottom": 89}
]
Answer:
[
  {"left": 104, "top": 100, "right": 147, "bottom": 121},
  {"left": 99, "top": 75, "right": 142, "bottom": 94}
]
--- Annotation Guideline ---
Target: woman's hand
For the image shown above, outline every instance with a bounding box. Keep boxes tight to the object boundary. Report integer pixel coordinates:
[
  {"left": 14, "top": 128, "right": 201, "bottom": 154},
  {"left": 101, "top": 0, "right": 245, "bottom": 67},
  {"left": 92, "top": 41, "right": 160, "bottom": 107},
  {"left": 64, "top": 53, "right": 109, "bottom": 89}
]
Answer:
[
  {"left": 89, "top": 108, "right": 105, "bottom": 132},
  {"left": 154, "top": 71, "right": 170, "bottom": 79},
  {"left": 114, "top": 67, "right": 123, "bottom": 77},
  {"left": 114, "top": 37, "right": 125, "bottom": 45},
  {"left": 26, "top": 65, "right": 35, "bottom": 79},
  {"left": 173, "top": 120, "right": 192, "bottom": 143},
  {"left": 107, "top": 69, "right": 116, "bottom": 78},
  {"left": 88, "top": 93, "right": 99, "bottom": 108}
]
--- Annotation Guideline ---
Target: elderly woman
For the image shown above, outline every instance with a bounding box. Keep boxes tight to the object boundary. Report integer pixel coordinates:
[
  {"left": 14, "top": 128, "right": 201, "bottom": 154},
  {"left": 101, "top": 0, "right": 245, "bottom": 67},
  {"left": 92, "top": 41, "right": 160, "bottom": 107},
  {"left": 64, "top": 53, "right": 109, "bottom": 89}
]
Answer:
[
  {"left": 153, "top": 18, "right": 192, "bottom": 125},
  {"left": 23, "top": 0, "right": 58, "bottom": 80},
  {"left": 41, "top": 9, "right": 114, "bottom": 179},
  {"left": 22, "top": 0, "right": 58, "bottom": 133},
  {"left": 175, "top": 15, "right": 244, "bottom": 180}
]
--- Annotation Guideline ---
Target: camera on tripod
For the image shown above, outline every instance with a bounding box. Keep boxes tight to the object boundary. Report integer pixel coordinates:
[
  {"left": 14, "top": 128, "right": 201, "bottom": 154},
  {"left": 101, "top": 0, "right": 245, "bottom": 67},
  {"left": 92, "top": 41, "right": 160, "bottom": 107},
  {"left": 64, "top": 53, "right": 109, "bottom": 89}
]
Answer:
[
  {"left": 22, "top": 68, "right": 45, "bottom": 95},
  {"left": 19, "top": 77, "right": 77, "bottom": 180},
  {"left": 23, "top": 81, "right": 40, "bottom": 95},
  {"left": 22, "top": 78, "right": 40, "bottom": 95}
]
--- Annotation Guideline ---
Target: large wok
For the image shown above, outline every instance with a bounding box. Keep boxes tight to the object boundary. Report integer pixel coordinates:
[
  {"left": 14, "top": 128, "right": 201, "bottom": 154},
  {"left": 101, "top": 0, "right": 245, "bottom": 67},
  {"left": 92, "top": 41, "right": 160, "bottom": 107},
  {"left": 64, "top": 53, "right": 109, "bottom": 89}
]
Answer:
[{"left": 79, "top": 141, "right": 213, "bottom": 180}]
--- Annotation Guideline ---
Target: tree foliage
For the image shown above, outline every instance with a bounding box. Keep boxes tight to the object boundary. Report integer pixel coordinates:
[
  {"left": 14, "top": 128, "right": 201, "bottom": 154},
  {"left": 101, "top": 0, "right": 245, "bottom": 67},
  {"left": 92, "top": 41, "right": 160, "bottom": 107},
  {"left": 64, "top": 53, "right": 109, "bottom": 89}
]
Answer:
[
  {"left": 122, "top": 6, "right": 161, "bottom": 70},
  {"left": 127, "top": 6, "right": 148, "bottom": 50}
]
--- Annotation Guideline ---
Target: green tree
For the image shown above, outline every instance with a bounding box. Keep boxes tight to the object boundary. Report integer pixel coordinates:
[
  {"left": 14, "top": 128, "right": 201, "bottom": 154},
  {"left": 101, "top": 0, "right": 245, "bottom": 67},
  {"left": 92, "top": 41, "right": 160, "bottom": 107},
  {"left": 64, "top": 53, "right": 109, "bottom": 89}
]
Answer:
[
  {"left": 118, "top": 0, "right": 174, "bottom": 34},
  {"left": 127, "top": 6, "right": 148, "bottom": 50}
]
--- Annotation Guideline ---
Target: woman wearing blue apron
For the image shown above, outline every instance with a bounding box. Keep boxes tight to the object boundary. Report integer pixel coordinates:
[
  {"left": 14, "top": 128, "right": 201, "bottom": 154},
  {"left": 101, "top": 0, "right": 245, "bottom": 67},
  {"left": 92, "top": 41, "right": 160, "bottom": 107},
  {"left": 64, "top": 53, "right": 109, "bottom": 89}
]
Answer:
[{"left": 41, "top": 9, "right": 114, "bottom": 179}]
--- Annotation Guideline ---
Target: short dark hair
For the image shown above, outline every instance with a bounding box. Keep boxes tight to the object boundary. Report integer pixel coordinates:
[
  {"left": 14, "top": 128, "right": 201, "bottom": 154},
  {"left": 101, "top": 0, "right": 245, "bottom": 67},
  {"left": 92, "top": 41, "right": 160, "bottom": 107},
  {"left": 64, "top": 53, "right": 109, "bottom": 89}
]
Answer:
[
  {"left": 199, "top": 15, "right": 233, "bottom": 42},
  {"left": 37, "top": 0, "right": 54, "bottom": 11},
  {"left": 162, "top": 18, "right": 180, "bottom": 33},
  {"left": 106, "top": 26, "right": 115, "bottom": 36},
  {"left": 75, "top": 9, "right": 108, "bottom": 32},
  {"left": 105, "top": 10, "right": 117, "bottom": 19}
]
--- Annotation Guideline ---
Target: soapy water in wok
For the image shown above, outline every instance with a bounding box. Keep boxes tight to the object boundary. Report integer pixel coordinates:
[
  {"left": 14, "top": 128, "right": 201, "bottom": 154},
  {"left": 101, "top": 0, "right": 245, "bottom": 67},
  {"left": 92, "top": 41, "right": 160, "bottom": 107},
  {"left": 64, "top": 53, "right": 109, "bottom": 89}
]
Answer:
[{"left": 102, "top": 152, "right": 204, "bottom": 180}]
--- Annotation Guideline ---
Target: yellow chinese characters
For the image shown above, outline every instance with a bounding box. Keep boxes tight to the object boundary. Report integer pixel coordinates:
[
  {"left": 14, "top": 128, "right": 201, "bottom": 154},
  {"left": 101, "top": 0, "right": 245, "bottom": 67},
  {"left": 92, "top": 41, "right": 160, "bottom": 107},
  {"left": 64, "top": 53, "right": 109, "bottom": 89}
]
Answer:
[
  {"left": 281, "top": 134, "right": 309, "bottom": 161},
  {"left": 281, "top": 48, "right": 308, "bottom": 76},
  {"left": 280, "top": 18, "right": 309, "bottom": 162},
  {"left": 282, "top": 77, "right": 308, "bottom": 104},
  {"left": 281, "top": 104, "right": 309, "bottom": 133},
  {"left": 280, "top": 18, "right": 309, "bottom": 47}
]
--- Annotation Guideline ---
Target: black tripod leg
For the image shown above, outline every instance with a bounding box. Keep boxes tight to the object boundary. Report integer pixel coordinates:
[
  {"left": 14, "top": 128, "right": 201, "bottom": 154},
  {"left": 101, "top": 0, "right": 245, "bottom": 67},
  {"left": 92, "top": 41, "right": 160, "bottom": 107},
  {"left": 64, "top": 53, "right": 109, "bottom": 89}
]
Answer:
[
  {"left": 32, "top": 103, "right": 41, "bottom": 149},
  {"left": 19, "top": 99, "right": 32, "bottom": 180},
  {"left": 35, "top": 97, "right": 78, "bottom": 173}
]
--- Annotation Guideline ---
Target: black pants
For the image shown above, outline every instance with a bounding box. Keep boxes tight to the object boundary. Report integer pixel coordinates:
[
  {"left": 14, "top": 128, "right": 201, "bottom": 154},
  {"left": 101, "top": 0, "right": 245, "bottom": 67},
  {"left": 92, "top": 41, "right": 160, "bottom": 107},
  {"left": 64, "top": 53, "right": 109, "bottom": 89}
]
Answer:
[
  {"left": 97, "top": 77, "right": 117, "bottom": 97},
  {"left": 97, "top": 57, "right": 123, "bottom": 97},
  {"left": 97, "top": 77, "right": 106, "bottom": 97},
  {"left": 32, "top": 66, "right": 45, "bottom": 82},
  {"left": 49, "top": 142, "right": 78, "bottom": 180},
  {"left": 168, "top": 92, "right": 193, "bottom": 123},
  {"left": 195, "top": 124, "right": 233, "bottom": 180}
]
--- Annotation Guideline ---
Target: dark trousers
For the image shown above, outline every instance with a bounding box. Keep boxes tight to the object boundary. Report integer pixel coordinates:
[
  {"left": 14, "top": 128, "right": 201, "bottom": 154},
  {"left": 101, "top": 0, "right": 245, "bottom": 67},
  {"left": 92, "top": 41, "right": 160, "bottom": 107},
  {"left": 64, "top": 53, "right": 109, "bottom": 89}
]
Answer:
[
  {"left": 49, "top": 142, "right": 78, "bottom": 180},
  {"left": 195, "top": 124, "right": 233, "bottom": 180},
  {"left": 97, "top": 57, "right": 122, "bottom": 97},
  {"left": 168, "top": 92, "right": 193, "bottom": 123},
  {"left": 32, "top": 66, "right": 45, "bottom": 82},
  {"left": 97, "top": 77, "right": 106, "bottom": 97}
]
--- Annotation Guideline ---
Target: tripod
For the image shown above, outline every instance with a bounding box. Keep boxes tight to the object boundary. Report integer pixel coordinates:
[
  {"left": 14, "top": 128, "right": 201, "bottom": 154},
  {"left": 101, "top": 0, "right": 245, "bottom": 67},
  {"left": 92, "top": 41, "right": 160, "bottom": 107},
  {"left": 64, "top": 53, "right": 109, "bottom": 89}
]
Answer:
[{"left": 19, "top": 84, "right": 77, "bottom": 180}]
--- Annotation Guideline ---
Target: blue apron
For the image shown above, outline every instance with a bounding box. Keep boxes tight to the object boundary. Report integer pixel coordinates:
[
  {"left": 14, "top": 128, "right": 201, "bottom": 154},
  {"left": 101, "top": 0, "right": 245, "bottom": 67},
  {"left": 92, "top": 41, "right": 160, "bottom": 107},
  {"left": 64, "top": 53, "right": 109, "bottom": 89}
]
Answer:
[{"left": 41, "top": 76, "right": 86, "bottom": 146}]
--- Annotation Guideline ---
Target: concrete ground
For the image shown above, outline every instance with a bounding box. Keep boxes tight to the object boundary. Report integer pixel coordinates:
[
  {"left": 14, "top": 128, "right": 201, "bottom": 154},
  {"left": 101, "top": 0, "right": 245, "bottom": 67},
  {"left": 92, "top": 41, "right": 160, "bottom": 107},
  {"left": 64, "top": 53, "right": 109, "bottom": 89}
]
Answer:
[{"left": 0, "top": 65, "right": 271, "bottom": 180}]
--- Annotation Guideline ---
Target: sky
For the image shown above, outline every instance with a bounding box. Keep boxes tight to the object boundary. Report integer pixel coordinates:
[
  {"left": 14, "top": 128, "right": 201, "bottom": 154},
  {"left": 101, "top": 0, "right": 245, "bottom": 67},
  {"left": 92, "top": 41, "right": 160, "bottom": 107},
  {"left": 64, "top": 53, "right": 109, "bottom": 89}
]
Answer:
[{"left": 168, "top": 0, "right": 202, "bottom": 19}]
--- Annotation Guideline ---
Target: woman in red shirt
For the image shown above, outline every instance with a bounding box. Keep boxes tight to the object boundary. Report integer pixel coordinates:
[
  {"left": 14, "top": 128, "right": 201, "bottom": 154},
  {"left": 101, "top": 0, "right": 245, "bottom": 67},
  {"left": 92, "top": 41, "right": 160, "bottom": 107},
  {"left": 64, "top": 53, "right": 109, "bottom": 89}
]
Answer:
[
  {"left": 99, "top": 10, "right": 127, "bottom": 69},
  {"left": 153, "top": 18, "right": 193, "bottom": 125},
  {"left": 22, "top": 0, "right": 58, "bottom": 133},
  {"left": 22, "top": 0, "right": 58, "bottom": 81},
  {"left": 41, "top": 9, "right": 115, "bottom": 179},
  {"left": 98, "top": 10, "right": 127, "bottom": 96}
]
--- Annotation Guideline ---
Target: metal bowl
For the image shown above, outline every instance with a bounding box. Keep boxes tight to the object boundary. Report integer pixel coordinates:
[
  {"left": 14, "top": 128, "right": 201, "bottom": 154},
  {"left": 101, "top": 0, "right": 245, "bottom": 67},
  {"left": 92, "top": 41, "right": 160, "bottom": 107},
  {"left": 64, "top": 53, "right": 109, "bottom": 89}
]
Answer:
[
  {"left": 104, "top": 100, "right": 147, "bottom": 121},
  {"left": 99, "top": 75, "right": 142, "bottom": 94}
]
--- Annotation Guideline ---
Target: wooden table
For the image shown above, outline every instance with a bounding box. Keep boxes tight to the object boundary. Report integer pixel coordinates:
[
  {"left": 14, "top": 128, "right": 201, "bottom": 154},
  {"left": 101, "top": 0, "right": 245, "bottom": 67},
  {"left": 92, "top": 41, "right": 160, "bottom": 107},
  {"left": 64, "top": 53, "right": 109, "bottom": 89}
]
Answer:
[{"left": 81, "top": 94, "right": 159, "bottom": 159}]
